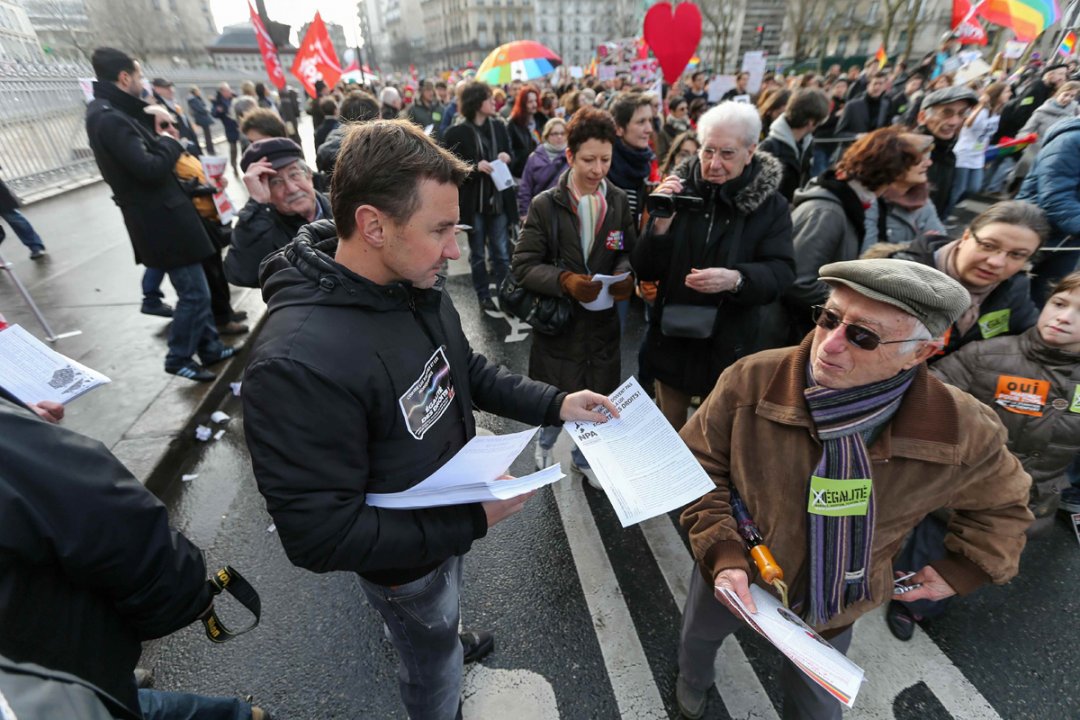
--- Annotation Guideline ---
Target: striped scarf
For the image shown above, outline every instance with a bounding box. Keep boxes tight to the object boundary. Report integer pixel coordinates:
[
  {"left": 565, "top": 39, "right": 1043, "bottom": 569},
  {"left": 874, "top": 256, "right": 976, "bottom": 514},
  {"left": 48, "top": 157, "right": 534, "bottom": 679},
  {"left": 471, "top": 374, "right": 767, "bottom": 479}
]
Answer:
[
  {"left": 804, "top": 364, "right": 916, "bottom": 625},
  {"left": 568, "top": 171, "right": 607, "bottom": 271}
]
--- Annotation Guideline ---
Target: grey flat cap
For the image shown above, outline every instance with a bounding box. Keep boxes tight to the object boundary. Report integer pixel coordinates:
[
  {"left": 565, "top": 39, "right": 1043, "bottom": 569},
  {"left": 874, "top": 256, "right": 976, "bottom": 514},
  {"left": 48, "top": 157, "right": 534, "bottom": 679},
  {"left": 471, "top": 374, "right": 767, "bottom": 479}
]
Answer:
[
  {"left": 920, "top": 85, "right": 978, "bottom": 111},
  {"left": 819, "top": 259, "right": 969, "bottom": 337}
]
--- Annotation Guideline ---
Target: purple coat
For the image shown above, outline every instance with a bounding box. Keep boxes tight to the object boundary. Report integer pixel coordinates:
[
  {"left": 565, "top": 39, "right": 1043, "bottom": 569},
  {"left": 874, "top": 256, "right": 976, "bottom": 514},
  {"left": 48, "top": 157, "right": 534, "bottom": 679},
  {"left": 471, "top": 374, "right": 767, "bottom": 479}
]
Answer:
[{"left": 517, "top": 145, "right": 568, "bottom": 217}]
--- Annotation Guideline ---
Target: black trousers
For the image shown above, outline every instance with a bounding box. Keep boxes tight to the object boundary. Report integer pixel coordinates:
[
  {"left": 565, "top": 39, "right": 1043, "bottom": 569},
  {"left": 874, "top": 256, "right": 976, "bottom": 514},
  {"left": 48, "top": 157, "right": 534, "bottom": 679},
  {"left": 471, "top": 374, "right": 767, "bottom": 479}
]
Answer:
[{"left": 201, "top": 250, "right": 233, "bottom": 325}]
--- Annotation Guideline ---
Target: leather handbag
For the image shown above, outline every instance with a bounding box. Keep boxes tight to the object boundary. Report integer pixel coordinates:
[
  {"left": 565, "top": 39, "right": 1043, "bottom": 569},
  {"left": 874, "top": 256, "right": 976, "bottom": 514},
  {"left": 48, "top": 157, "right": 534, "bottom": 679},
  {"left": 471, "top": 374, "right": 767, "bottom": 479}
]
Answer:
[
  {"left": 499, "top": 197, "right": 573, "bottom": 336},
  {"left": 660, "top": 303, "right": 718, "bottom": 339}
]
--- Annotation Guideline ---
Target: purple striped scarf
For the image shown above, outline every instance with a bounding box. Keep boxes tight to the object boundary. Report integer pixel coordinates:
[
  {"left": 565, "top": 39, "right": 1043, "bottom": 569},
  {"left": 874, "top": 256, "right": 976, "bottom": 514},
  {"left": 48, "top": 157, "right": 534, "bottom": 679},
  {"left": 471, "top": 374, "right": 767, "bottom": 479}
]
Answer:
[{"left": 804, "top": 364, "right": 917, "bottom": 625}]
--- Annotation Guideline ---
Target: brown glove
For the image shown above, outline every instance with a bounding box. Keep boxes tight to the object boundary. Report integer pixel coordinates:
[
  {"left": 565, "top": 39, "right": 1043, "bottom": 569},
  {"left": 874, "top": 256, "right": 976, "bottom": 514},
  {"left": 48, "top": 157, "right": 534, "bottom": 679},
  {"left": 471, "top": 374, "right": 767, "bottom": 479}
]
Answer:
[
  {"left": 559, "top": 272, "right": 603, "bottom": 302},
  {"left": 610, "top": 276, "right": 635, "bottom": 301}
]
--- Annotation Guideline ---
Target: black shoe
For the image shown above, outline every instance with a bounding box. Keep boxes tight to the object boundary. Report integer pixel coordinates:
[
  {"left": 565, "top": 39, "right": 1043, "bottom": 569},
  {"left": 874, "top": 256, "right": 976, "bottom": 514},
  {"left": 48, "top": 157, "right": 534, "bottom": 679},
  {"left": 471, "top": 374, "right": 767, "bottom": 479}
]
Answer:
[
  {"left": 141, "top": 302, "right": 174, "bottom": 318},
  {"left": 886, "top": 600, "right": 916, "bottom": 641},
  {"left": 479, "top": 298, "right": 498, "bottom": 313},
  {"left": 133, "top": 667, "right": 154, "bottom": 689},
  {"left": 166, "top": 361, "right": 216, "bottom": 382},
  {"left": 202, "top": 345, "right": 243, "bottom": 367},
  {"left": 230, "top": 310, "right": 249, "bottom": 322},
  {"left": 460, "top": 629, "right": 494, "bottom": 664},
  {"left": 216, "top": 320, "right": 250, "bottom": 336},
  {"left": 29, "top": 248, "right": 46, "bottom": 260}
]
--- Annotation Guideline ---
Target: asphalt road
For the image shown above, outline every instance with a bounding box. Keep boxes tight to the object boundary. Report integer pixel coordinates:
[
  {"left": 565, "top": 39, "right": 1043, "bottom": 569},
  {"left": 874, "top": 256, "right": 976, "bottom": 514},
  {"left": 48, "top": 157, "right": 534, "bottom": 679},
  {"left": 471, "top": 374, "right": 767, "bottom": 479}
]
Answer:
[{"left": 141, "top": 248, "right": 1080, "bottom": 720}]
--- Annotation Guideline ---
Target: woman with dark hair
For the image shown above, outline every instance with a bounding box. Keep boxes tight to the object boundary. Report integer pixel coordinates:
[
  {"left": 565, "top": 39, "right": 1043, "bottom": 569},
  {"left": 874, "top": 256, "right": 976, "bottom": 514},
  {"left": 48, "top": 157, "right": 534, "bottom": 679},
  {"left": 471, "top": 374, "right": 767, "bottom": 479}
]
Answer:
[
  {"left": 756, "top": 88, "right": 790, "bottom": 140},
  {"left": 510, "top": 107, "right": 636, "bottom": 487},
  {"left": 254, "top": 82, "right": 276, "bottom": 112},
  {"left": 861, "top": 133, "right": 944, "bottom": 250},
  {"left": 508, "top": 84, "right": 548, "bottom": 176},
  {"left": 443, "top": 81, "right": 514, "bottom": 311},
  {"left": 655, "top": 96, "right": 691, "bottom": 163},
  {"left": 516, "top": 117, "right": 568, "bottom": 220},
  {"left": 659, "top": 129, "right": 699, "bottom": 177},
  {"left": 783, "top": 127, "right": 922, "bottom": 334}
]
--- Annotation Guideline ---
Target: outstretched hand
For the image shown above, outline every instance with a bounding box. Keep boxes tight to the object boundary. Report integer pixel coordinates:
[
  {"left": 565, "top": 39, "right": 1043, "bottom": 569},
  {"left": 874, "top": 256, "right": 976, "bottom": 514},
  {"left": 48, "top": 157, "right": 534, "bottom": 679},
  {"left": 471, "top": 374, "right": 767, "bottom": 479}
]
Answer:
[
  {"left": 893, "top": 565, "right": 956, "bottom": 603},
  {"left": 559, "top": 390, "right": 620, "bottom": 424}
]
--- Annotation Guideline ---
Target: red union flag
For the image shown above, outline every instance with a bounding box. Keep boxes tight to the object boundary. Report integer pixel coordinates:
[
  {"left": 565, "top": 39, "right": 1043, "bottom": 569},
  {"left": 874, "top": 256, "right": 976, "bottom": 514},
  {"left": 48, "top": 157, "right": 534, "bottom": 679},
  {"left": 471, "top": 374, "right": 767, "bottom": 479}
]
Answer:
[
  {"left": 249, "top": 1, "right": 285, "bottom": 89},
  {"left": 291, "top": 12, "right": 342, "bottom": 97},
  {"left": 952, "top": 0, "right": 988, "bottom": 45}
]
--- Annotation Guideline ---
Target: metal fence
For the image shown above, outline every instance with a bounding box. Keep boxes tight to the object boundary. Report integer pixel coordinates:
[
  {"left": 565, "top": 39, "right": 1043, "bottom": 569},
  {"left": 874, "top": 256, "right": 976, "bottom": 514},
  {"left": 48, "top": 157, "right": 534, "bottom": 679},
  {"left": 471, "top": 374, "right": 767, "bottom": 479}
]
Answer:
[{"left": 0, "top": 63, "right": 257, "bottom": 202}]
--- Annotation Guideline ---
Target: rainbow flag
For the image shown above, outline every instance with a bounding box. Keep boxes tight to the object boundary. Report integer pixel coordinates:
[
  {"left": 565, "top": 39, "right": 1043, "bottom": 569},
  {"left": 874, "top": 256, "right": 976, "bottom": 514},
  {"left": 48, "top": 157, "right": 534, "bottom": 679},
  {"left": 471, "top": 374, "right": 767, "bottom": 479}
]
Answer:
[
  {"left": 984, "top": 133, "right": 1038, "bottom": 161},
  {"left": 1060, "top": 30, "right": 1077, "bottom": 55},
  {"left": 978, "top": 0, "right": 1060, "bottom": 42}
]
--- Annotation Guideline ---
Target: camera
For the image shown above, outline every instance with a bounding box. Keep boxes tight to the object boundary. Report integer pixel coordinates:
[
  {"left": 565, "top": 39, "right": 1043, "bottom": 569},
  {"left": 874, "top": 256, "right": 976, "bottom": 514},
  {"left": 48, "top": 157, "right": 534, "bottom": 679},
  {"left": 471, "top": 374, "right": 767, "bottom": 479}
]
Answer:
[{"left": 646, "top": 193, "right": 704, "bottom": 218}]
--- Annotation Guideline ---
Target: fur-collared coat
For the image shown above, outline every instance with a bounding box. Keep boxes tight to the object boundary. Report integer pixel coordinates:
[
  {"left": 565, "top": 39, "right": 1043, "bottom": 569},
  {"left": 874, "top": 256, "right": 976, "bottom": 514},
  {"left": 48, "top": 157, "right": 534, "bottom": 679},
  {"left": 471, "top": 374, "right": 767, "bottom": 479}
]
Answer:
[{"left": 631, "top": 152, "right": 795, "bottom": 397}]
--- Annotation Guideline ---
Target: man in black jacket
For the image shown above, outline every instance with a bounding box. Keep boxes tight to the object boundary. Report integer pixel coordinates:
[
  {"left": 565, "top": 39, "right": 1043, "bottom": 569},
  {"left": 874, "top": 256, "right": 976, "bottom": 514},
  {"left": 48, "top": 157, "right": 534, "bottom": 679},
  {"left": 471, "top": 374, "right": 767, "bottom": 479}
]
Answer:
[
  {"left": 0, "top": 390, "right": 267, "bottom": 720},
  {"left": 916, "top": 86, "right": 978, "bottom": 219},
  {"left": 758, "top": 88, "right": 830, "bottom": 202},
  {"left": 225, "top": 138, "right": 332, "bottom": 288},
  {"left": 243, "top": 119, "right": 616, "bottom": 720},
  {"left": 151, "top": 77, "right": 200, "bottom": 154},
  {"left": 836, "top": 71, "right": 892, "bottom": 137},
  {"left": 85, "top": 47, "right": 237, "bottom": 382}
]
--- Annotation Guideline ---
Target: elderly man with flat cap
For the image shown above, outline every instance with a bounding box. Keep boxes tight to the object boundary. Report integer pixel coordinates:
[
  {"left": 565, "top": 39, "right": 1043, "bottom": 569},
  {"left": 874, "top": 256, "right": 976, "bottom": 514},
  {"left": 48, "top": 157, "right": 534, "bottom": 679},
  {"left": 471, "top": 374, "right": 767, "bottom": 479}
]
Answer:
[
  {"left": 673, "top": 259, "right": 1033, "bottom": 720},
  {"left": 916, "top": 86, "right": 978, "bottom": 218},
  {"left": 224, "top": 137, "right": 333, "bottom": 288}
]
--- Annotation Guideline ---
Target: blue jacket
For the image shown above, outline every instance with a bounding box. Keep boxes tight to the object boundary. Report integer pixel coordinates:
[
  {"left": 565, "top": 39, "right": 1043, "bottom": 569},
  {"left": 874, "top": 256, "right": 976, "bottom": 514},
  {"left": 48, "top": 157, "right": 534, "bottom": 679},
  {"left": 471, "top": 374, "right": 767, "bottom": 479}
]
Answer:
[{"left": 1017, "top": 117, "right": 1080, "bottom": 250}]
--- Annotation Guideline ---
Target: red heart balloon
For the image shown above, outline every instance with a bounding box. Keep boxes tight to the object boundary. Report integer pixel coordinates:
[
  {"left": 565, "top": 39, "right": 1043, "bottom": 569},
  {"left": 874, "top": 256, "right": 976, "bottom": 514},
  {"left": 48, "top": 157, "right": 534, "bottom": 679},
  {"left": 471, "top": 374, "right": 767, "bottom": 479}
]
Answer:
[{"left": 643, "top": 2, "right": 703, "bottom": 85}]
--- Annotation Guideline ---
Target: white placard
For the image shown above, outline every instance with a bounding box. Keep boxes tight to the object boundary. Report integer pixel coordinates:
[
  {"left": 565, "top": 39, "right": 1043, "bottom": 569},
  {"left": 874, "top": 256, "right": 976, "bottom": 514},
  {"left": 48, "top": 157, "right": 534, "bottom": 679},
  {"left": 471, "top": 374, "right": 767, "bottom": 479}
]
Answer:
[
  {"left": 199, "top": 155, "right": 237, "bottom": 224},
  {"left": 0, "top": 325, "right": 110, "bottom": 405},
  {"left": 488, "top": 158, "right": 515, "bottom": 190},
  {"left": 741, "top": 51, "right": 767, "bottom": 95},
  {"left": 708, "top": 75, "right": 736, "bottom": 104}
]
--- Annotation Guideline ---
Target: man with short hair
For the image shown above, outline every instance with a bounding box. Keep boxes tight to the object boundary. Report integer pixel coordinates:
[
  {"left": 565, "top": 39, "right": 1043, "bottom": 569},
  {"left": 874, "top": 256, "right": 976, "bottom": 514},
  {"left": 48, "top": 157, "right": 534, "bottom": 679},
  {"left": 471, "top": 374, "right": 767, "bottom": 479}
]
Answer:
[
  {"left": 609, "top": 91, "right": 656, "bottom": 226},
  {"left": 443, "top": 81, "right": 514, "bottom": 312},
  {"left": 758, "top": 88, "right": 830, "bottom": 201},
  {"left": 224, "top": 138, "right": 332, "bottom": 288},
  {"left": 435, "top": 79, "right": 450, "bottom": 105},
  {"left": 836, "top": 71, "right": 892, "bottom": 137},
  {"left": 997, "top": 62, "right": 1069, "bottom": 142},
  {"left": 240, "top": 108, "right": 287, "bottom": 143},
  {"left": 86, "top": 47, "right": 236, "bottom": 382},
  {"left": 685, "top": 71, "right": 709, "bottom": 105},
  {"left": 720, "top": 71, "right": 750, "bottom": 102},
  {"left": 917, "top": 85, "right": 978, "bottom": 218},
  {"left": 242, "top": 118, "right": 617, "bottom": 719},
  {"left": 674, "top": 259, "right": 1033, "bottom": 719},
  {"left": 316, "top": 90, "right": 381, "bottom": 178},
  {"left": 313, "top": 96, "right": 340, "bottom": 149},
  {"left": 404, "top": 79, "right": 446, "bottom": 131}
]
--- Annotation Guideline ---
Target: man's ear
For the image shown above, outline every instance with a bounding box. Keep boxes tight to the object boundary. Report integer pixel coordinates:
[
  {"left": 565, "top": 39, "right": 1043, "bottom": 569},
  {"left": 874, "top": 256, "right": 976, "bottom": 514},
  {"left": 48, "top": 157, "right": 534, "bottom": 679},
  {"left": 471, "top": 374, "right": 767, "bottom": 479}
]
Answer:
[
  {"left": 354, "top": 205, "right": 386, "bottom": 248},
  {"left": 905, "top": 339, "right": 943, "bottom": 368}
]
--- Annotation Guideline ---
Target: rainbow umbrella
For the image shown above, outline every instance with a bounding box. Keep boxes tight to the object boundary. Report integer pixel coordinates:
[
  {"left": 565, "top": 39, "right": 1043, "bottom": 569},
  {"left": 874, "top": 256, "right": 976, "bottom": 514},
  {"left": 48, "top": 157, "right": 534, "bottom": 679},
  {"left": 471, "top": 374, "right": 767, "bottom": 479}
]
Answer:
[{"left": 476, "top": 40, "right": 562, "bottom": 85}]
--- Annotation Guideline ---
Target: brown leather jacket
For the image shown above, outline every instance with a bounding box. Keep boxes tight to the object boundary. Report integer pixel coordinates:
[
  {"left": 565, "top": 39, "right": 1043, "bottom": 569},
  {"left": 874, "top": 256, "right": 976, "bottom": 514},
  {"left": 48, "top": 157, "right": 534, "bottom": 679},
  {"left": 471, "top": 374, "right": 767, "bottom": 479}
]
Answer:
[{"left": 680, "top": 335, "right": 1033, "bottom": 633}]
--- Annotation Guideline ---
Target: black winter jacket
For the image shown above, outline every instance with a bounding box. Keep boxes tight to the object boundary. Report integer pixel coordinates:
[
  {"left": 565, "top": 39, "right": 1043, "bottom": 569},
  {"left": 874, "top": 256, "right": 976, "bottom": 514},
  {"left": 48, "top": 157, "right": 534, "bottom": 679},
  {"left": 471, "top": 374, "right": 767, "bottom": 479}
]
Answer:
[
  {"left": 836, "top": 93, "right": 892, "bottom": 137},
  {"left": 631, "top": 153, "right": 795, "bottom": 396},
  {"left": 86, "top": 81, "right": 216, "bottom": 270},
  {"left": 443, "top": 117, "right": 513, "bottom": 228},
  {"left": 243, "top": 221, "right": 566, "bottom": 586},
  {"left": 0, "top": 396, "right": 212, "bottom": 720},
  {"left": 887, "top": 232, "right": 1039, "bottom": 357},
  {"left": 918, "top": 125, "right": 958, "bottom": 218},
  {"left": 224, "top": 192, "right": 332, "bottom": 287}
]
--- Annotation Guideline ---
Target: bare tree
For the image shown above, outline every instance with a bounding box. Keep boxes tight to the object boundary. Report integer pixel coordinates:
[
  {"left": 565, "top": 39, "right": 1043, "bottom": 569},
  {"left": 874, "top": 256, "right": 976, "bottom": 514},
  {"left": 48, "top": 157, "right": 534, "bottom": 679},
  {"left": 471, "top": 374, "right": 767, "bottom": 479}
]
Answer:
[
  {"left": 699, "top": 0, "right": 742, "bottom": 73},
  {"left": 23, "top": 0, "right": 94, "bottom": 60},
  {"left": 901, "top": 0, "right": 931, "bottom": 61},
  {"left": 786, "top": 0, "right": 831, "bottom": 64}
]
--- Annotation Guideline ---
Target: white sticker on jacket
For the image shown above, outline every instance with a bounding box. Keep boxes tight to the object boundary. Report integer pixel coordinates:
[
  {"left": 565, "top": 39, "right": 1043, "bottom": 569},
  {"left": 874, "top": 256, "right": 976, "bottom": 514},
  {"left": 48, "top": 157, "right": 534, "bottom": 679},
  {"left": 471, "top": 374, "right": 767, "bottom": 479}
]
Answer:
[{"left": 398, "top": 347, "right": 456, "bottom": 440}]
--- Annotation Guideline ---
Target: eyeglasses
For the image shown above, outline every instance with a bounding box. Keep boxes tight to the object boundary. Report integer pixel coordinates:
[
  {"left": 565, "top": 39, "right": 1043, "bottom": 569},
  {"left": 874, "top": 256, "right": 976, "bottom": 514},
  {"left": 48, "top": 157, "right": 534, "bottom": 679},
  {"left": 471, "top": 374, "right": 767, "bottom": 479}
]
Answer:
[
  {"left": 159, "top": 120, "right": 174, "bottom": 128},
  {"left": 267, "top": 169, "right": 309, "bottom": 189},
  {"left": 811, "top": 305, "right": 927, "bottom": 351},
  {"left": 700, "top": 146, "right": 743, "bottom": 162},
  {"left": 969, "top": 229, "right": 1033, "bottom": 263},
  {"left": 932, "top": 106, "right": 971, "bottom": 120}
]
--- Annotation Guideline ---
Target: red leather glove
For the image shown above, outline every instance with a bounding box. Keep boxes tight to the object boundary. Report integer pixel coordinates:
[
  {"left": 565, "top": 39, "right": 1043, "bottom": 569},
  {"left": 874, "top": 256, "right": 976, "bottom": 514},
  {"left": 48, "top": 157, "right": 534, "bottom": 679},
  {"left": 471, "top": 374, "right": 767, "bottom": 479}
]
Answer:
[
  {"left": 559, "top": 272, "right": 603, "bottom": 302},
  {"left": 610, "top": 276, "right": 635, "bottom": 301}
]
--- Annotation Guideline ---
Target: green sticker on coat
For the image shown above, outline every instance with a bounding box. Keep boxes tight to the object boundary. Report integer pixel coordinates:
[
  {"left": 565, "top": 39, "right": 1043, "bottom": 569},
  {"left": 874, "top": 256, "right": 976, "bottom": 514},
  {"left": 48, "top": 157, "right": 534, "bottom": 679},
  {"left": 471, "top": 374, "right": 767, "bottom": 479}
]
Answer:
[
  {"left": 1071, "top": 385, "right": 1080, "bottom": 414},
  {"left": 808, "top": 476, "right": 873, "bottom": 517},
  {"left": 978, "top": 308, "right": 1011, "bottom": 339}
]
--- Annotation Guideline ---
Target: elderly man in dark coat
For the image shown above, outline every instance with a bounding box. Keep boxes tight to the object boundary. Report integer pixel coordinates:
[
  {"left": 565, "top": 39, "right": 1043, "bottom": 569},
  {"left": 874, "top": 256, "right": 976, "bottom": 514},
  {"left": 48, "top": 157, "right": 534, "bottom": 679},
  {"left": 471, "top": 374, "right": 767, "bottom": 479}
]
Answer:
[{"left": 85, "top": 47, "right": 238, "bottom": 382}]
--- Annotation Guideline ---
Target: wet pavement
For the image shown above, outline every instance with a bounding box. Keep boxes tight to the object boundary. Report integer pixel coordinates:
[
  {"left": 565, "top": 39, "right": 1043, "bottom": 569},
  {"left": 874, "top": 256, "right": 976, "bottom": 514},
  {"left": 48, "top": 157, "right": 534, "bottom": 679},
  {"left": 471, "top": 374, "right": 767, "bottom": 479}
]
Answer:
[{"left": 141, "top": 262, "right": 1080, "bottom": 719}]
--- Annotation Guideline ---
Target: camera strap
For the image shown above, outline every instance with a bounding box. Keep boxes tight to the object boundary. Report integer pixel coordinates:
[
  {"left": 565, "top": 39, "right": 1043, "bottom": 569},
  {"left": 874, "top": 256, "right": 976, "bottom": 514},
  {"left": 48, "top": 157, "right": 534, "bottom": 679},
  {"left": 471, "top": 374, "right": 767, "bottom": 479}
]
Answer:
[{"left": 198, "top": 566, "right": 261, "bottom": 643}]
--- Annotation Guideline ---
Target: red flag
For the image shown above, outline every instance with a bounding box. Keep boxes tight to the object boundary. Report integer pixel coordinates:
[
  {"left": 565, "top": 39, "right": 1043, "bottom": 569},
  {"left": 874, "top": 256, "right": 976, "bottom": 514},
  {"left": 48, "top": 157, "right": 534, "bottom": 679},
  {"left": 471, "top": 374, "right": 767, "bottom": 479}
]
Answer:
[
  {"left": 953, "top": 0, "right": 988, "bottom": 45},
  {"left": 291, "top": 12, "right": 342, "bottom": 97},
  {"left": 249, "top": 1, "right": 285, "bottom": 90}
]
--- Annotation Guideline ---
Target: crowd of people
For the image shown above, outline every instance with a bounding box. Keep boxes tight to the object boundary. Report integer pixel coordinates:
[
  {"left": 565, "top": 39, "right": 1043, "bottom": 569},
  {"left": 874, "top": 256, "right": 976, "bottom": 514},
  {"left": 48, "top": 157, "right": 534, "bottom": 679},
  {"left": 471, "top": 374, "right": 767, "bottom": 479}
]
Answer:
[{"left": 2, "top": 36, "right": 1080, "bottom": 720}]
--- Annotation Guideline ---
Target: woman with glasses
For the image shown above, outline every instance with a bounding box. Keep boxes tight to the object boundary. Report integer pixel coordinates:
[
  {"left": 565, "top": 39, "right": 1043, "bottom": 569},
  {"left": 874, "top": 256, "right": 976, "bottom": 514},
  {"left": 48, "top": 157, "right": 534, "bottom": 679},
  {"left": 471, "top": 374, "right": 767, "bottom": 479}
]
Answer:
[
  {"left": 886, "top": 200, "right": 1046, "bottom": 359},
  {"left": 516, "top": 118, "right": 569, "bottom": 222},
  {"left": 861, "top": 133, "right": 945, "bottom": 252},
  {"left": 655, "top": 97, "right": 691, "bottom": 164}
]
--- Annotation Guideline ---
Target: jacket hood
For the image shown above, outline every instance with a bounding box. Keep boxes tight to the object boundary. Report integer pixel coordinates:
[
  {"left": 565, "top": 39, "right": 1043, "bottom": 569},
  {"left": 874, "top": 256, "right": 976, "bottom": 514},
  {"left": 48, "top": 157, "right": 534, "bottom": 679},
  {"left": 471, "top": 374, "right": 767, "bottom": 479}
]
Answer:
[
  {"left": 765, "top": 116, "right": 808, "bottom": 154},
  {"left": 1041, "top": 116, "right": 1080, "bottom": 145},
  {"left": 675, "top": 151, "right": 783, "bottom": 215},
  {"left": 1033, "top": 99, "right": 1077, "bottom": 121},
  {"left": 258, "top": 219, "right": 443, "bottom": 314},
  {"left": 882, "top": 182, "right": 931, "bottom": 211}
]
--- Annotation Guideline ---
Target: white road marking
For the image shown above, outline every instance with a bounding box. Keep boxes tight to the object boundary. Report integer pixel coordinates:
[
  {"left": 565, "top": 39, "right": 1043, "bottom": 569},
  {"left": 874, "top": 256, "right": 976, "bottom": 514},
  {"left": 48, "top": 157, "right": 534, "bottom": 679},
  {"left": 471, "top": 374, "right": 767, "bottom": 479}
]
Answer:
[
  {"left": 552, "top": 447, "right": 668, "bottom": 720},
  {"left": 463, "top": 665, "right": 560, "bottom": 719},
  {"left": 639, "top": 515, "right": 781, "bottom": 720}
]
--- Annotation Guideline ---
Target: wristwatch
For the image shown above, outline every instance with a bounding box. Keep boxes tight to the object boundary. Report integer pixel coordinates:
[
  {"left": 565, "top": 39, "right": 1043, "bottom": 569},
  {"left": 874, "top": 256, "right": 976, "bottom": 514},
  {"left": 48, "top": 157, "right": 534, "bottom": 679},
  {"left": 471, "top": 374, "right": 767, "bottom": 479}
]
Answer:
[{"left": 732, "top": 272, "right": 746, "bottom": 294}]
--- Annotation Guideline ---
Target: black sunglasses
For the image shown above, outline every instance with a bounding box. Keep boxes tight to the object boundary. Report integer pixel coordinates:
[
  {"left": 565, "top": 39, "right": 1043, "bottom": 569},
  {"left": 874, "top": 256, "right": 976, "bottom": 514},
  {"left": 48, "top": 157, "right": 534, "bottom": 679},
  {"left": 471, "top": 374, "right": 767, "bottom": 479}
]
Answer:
[{"left": 810, "top": 305, "right": 926, "bottom": 351}]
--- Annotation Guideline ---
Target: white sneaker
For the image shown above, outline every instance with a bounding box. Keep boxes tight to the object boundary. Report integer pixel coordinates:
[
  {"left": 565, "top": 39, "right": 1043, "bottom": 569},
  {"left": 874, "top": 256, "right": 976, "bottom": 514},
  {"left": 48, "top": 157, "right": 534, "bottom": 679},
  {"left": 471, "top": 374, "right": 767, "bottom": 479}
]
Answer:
[
  {"left": 534, "top": 444, "right": 553, "bottom": 470},
  {"left": 572, "top": 463, "right": 602, "bottom": 491}
]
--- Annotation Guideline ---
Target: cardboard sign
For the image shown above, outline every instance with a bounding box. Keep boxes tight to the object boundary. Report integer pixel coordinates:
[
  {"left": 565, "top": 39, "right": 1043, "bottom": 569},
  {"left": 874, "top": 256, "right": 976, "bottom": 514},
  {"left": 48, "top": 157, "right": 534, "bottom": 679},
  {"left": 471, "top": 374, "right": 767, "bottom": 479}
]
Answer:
[
  {"left": 741, "top": 51, "right": 767, "bottom": 95},
  {"left": 708, "top": 75, "right": 735, "bottom": 104},
  {"left": 994, "top": 375, "right": 1050, "bottom": 416},
  {"left": 807, "top": 476, "right": 872, "bottom": 517},
  {"left": 199, "top": 156, "right": 236, "bottom": 224}
]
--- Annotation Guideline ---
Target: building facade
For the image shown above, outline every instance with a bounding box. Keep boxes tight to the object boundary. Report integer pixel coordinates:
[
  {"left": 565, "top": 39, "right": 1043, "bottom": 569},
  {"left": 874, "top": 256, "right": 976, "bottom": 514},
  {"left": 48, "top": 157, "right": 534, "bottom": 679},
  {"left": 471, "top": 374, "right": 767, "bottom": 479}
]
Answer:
[
  {"left": 208, "top": 22, "right": 297, "bottom": 78},
  {"left": 23, "top": 0, "right": 89, "bottom": 60},
  {"left": 0, "top": 0, "right": 43, "bottom": 63}
]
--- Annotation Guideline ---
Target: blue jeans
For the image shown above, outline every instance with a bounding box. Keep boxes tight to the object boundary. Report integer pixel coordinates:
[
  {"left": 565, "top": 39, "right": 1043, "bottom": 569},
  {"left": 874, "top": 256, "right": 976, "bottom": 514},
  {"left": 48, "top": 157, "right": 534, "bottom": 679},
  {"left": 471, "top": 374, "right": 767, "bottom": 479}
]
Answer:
[
  {"left": 0, "top": 208, "right": 44, "bottom": 252},
  {"left": 143, "top": 267, "right": 166, "bottom": 305},
  {"left": 949, "top": 167, "right": 984, "bottom": 211},
  {"left": 983, "top": 156, "right": 1017, "bottom": 193},
  {"left": 138, "top": 689, "right": 252, "bottom": 720},
  {"left": 358, "top": 555, "right": 464, "bottom": 720},
  {"left": 468, "top": 213, "right": 509, "bottom": 300},
  {"left": 165, "top": 262, "right": 223, "bottom": 369},
  {"left": 811, "top": 145, "right": 834, "bottom": 179},
  {"left": 538, "top": 425, "right": 588, "bottom": 467}
]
